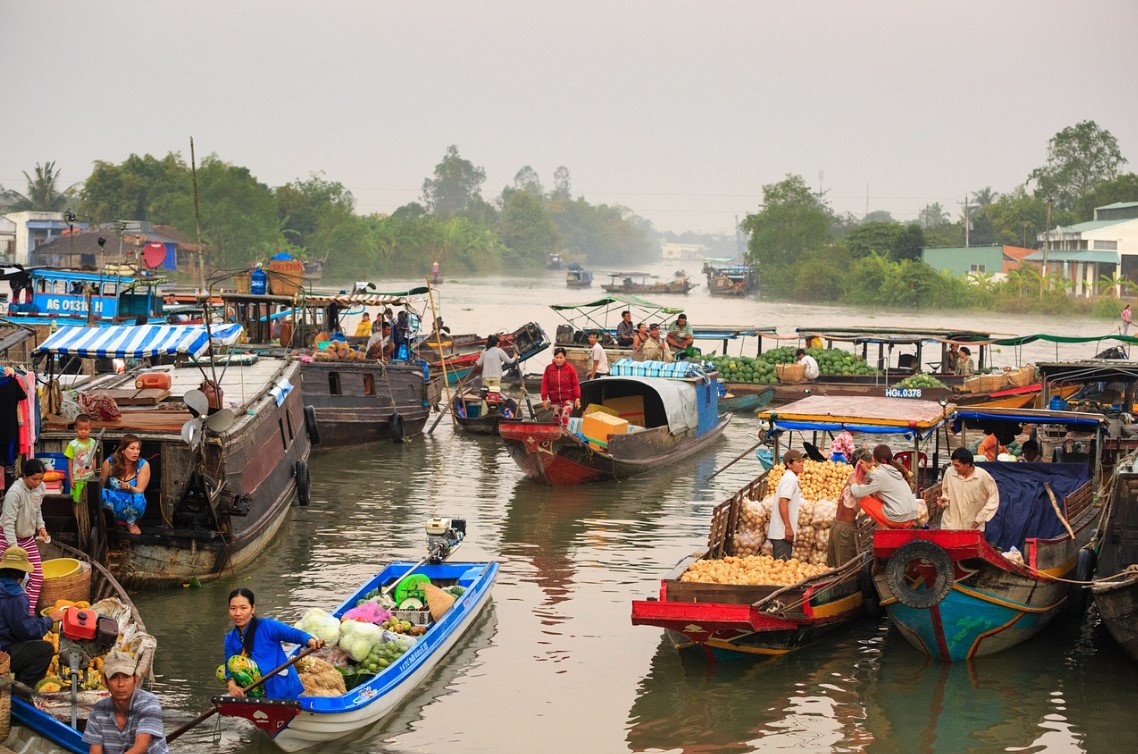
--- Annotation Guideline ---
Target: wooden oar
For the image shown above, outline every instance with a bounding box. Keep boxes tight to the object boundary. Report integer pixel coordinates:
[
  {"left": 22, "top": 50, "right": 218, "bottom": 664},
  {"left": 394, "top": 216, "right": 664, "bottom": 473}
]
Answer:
[
  {"left": 165, "top": 645, "right": 319, "bottom": 743},
  {"left": 708, "top": 439, "right": 765, "bottom": 481}
]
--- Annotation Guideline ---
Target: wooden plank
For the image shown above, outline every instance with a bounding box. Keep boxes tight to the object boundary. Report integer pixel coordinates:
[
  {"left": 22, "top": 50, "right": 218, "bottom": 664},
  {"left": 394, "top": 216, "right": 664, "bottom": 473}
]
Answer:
[
  {"left": 93, "top": 388, "right": 171, "bottom": 405},
  {"left": 760, "top": 394, "right": 954, "bottom": 428}
]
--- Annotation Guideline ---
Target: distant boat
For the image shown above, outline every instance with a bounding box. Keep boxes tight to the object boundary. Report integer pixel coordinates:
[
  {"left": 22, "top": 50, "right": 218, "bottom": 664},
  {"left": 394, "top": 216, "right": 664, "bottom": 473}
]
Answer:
[
  {"left": 565, "top": 263, "right": 593, "bottom": 289},
  {"left": 702, "top": 262, "right": 757, "bottom": 297},
  {"left": 600, "top": 270, "right": 696, "bottom": 295},
  {"left": 547, "top": 253, "right": 563, "bottom": 270}
]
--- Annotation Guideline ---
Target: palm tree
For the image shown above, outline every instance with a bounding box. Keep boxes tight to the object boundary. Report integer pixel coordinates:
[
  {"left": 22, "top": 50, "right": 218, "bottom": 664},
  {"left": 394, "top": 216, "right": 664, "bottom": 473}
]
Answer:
[
  {"left": 971, "top": 187, "right": 999, "bottom": 208},
  {"left": 918, "top": 203, "right": 950, "bottom": 229},
  {"left": 1098, "top": 271, "right": 1125, "bottom": 297},
  {"left": 0, "top": 161, "right": 76, "bottom": 211}
]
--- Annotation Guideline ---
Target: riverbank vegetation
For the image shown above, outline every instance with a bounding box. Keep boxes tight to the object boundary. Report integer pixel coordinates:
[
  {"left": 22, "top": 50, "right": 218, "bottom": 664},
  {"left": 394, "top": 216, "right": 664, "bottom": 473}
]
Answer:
[
  {"left": 1, "top": 146, "right": 657, "bottom": 278},
  {"left": 743, "top": 121, "right": 1136, "bottom": 317}
]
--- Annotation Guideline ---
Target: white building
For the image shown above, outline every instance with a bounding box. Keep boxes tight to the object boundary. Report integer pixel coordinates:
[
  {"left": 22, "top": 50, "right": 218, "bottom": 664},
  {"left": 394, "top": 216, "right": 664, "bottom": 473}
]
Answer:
[
  {"left": 661, "top": 242, "right": 708, "bottom": 261},
  {"left": 1030, "top": 202, "right": 1138, "bottom": 297},
  {"left": 0, "top": 211, "right": 73, "bottom": 265}
]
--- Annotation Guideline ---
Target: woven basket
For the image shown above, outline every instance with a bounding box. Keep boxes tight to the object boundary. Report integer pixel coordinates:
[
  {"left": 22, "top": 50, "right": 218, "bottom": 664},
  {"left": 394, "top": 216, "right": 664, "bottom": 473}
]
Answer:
[
  {"left": 776, "top": 363, "right": 806, "bottom": 383},
  {"left": 234, "top": 273, "right": 251, "bottom": 294},
  {"left": 268, "top": 259, "right": 305, "bottom": 297},
  {"left": 1007, "top": 365, "right": 1036, "bottom": 388},
  {"left": 962, "top": 376, "right": 984, "bottom": 393},
  {"left": 36, "top": 562, "right": 92, "bottom": 611},
  {"left": 977, "top": 373, "right": 1010, "bottom": 392},
  {"left": 0, "top": 650, "right": 9, "bottom": 741}
]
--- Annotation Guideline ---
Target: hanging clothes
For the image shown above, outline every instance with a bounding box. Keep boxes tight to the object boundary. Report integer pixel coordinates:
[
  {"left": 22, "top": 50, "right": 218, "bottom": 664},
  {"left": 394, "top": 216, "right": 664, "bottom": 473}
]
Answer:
[{"left": 0, "top": 371, "right": 27, "bottom": 466}]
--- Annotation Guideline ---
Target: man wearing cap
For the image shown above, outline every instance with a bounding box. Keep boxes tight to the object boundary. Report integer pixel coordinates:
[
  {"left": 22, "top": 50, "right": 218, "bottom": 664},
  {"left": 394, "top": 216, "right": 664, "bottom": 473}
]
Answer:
[
  {"left": 640, "top": 324, "right": 673, "bottom": 363},
  {"left": 0, "top": 546, "right": 65, "bottom": 686},
  {"left": 770, "top": 451, "right": 805, "bottom": 560},
  {"left": 84, "top": 650, "right": 168, "bottom": 754}
]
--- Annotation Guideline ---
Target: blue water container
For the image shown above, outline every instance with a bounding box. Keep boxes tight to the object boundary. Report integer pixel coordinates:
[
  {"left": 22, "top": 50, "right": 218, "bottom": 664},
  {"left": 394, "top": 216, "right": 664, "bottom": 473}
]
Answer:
[
  {"left": 1049, "top": 395, "right": 1068, "bottom": 411},
  {"left": 250, "top": 267, "right": 268, "bottom": 295}
]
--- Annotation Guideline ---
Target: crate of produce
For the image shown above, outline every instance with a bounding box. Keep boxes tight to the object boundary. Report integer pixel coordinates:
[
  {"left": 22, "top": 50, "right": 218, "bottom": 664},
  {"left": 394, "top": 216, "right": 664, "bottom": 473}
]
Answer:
[{"left": 776, "top": 363, "right": 806, "bottom": 382}]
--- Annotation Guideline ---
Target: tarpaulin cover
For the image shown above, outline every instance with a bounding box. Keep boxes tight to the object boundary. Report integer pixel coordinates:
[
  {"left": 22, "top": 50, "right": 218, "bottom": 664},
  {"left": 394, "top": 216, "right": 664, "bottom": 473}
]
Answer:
[
  {"left": 981, "top": 462, "right": 1089, "bottom": 553},
  {"left": 34, "top": 323, "right": 244, "bottom": 359}
]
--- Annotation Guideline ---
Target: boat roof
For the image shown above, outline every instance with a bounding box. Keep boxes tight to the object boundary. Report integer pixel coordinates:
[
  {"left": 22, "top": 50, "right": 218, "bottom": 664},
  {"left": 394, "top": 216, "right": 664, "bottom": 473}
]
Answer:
[
  {"left": 34, "top": 323, "right": 243, "bottom": 359},
  {"left": 549, "top": 294, "right": 683, "bottom": 313},
  {"left": 581, "top": 375, "right": 703, "bottom": 433},
  {"left": 27, "top": 268, "right": 166, "bottom": 285},
  {"left": 798, "top": 326, "right": 999, "bottom": 345},
  {"left": 1035, "top": 360, "right": 1138, "bottom": 382},
  {"left": 0, "top": 321, "right": 35, "bottom": 353},
  {"left": 691, "top": 324, "right": 777, "bottom": 340},
  {"left": 603, "top": 271, "right": 655, "bottom": 278},
  {"left": 990, "top": 332, "right": 1138, "bottom": 347},
  {"left": 759, "top": 395, "right": 953, "bottom": 437},
  {"left": 954, "top": 406, "right": 1107, "bottom": 429}
]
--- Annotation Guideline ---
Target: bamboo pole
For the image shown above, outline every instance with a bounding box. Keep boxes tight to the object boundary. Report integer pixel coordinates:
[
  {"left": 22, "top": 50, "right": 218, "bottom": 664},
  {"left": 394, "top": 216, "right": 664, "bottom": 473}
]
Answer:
[{"left": 425, "top": 278, "right": 457, "bottom": 429}]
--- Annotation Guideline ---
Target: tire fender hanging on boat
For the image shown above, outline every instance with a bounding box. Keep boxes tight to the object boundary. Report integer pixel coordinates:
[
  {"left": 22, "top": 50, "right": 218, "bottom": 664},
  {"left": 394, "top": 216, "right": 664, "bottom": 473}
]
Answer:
[
  {"left": 304, "top": 405, "right": 320, "bottom": 446},
  {"left": 295, "top": 461, "right": 311, "bottom": 506},
  {"left": 390, "top": 412, "right": 405, "bottom": 443},
  {"left": 886, "top": 540, "right": 954, "bottom": 609},
  {"left": 1065, "top": 546, "right": 1096, "bottom": 617}
]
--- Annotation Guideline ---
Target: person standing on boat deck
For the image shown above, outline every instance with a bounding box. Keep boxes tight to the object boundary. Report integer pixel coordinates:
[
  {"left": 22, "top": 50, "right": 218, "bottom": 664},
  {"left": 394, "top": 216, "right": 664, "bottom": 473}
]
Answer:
[
  {"left": 829, "top": 447, "right": 873, "bottom": 567},
  {"left": 586, "top": 331, "right": 609, "bottom": 380},
  {"left": 1, "top": 459, "right": 48, "bottom": 615},
  {"left": 957, "top": 346, "right": 976, "bottom": 377},
  {"left": 946, "top": 342, "right": 962, "bottom": 374},
  {"left": 540, "top": 348, "right": 581, "bottom": 421},
  {"left": 100, "top": 435, "right": 150, "bottom": 536},
  {"left": 796, "top": 349, "right": 820, "bottom": 380},
  {"left": 938, "top": 448, "right": 1000, "bottom": 532},
  {"left": 666, "top": 313, "right": 695, "bottom": 359},
  {"left": 84, "top": 651, "right": 168, "bottom": 754},
  {"left": 0, "top": 547, "right": 65, "bottom": 686},
  {"left": 615, "top": 310, "right": 635, "bottom": 347},
  {"left": 354, "top": 312, "right": 372, "bottom": 338},
  {"left": 224, "top": 588, "right": 322, "bottom": 700},
  {"left": 849, "top": 444, "right": 919, "bottom": 529},
  {"left": 640, "top": 324, "right": 673, "bottom": 362},
  {"left": 470, "top": 334, "right": 516, "bottom": 394},
  {"left": 977, "top": 428, "right": 1006, "bottom": 462},
  {"left": 66, "top": 414, "right": 98, "bottom": 504},
  {"left": 770, "top": 450, "right": 805, "bottom": 561}
]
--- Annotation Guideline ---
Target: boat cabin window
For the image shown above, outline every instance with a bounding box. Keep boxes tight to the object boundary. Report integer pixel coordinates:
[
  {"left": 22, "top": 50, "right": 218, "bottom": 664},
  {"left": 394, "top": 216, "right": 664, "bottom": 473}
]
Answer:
[
  {"left": 363, "top": 373, "right": 375, "bottom": 396},
  {"left": 329, "top": 372, "right": 342, "bottom": 395}
]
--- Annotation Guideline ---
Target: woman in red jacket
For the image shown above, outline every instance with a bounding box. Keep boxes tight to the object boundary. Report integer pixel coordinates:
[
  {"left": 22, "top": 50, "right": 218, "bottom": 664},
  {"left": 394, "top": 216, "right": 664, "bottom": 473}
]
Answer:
[{"left": 541, "top": 348, "right": 581, "bottom": 422}]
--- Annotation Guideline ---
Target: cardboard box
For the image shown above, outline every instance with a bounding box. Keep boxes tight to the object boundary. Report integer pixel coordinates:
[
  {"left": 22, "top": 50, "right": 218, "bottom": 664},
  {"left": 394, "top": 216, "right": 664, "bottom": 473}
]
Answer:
[
  {"left": 584, "top": 404, "right": 618, "bottom": 417},
  {"left": 581, "top": 411, "right": 630, "bottom": 450},
  {"left": 604, "top": 395, "right": 646, "bottom": 427}
]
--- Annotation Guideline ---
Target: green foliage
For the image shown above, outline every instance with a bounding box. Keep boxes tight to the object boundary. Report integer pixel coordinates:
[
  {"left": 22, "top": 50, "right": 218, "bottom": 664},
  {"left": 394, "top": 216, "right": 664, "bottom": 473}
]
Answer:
[
  {"left": 420, "top": 145, "right": 486, "bottom": 216},
  {"left": 1, "top": 161, "right": 77, "bottom": 212},
  {"left": 1085, "top": 173, "right": 1138, "bottom": 213},
  {"left": 790, "top": 245, "right": 850, "bottom": 300},
  {"left": 845, "top": 221, "right": 901, "bottom": 259},
  {"left": 1029, "top": 120, "right": 1127, "bottom": 216},
  {"left": 82, "top": 153, "right": 188, "bottom": 222},
  {"left": 741, "top": 174, "right": 831, "bottom": 271},
  {"left": 498, "top": 191, "right": 561, "bottom": 265},
  {"left": 550, "top": 198, "right": 655, "bottom": 266},
  {"left": 274, "top": 173, "right": 356, "bottom": 258}
]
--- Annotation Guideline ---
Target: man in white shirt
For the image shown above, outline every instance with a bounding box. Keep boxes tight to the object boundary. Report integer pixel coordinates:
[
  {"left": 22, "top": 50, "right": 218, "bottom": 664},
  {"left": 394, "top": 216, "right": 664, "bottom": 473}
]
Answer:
[
  {"left": 587, "top": 331, "right": 609, "bottom": 380},
  {"left": 938, "top": 447, "right": 1000, "bottom": 532},
  {"left": 470, "top": 334, "right": 516, "bottom": 393},
  {"left": 796, "top": 348, "right": 820, "bottom": 380},
  {"left": 770, "top": 449, "right": 805, "bottom": 560}
]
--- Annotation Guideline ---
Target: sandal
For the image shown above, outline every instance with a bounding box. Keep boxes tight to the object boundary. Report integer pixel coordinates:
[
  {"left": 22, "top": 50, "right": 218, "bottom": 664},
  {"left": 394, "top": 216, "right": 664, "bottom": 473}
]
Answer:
[{"left": 127, "top": 524, "right": 142, "bottom": 535}]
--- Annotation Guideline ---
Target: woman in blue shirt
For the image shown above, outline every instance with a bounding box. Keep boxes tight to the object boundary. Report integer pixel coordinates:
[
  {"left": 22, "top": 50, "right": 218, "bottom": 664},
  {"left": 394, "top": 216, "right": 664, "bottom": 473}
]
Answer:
[{"left": 224, "top": 588, "right": 322, "bottom": 699}]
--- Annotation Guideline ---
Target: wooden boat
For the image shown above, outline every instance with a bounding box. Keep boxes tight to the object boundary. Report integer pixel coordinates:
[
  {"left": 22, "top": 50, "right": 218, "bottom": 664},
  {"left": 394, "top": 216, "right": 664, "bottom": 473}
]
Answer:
[
  {"left": 601, "top": 270, "right": 696, "bottom": 295},
  {"left": 565, "top": 263, "right": 593, "bottom": 288},
  {"left": 33, "top": 323, "right": 312, "bottom": 587},
  {"left": 1090, "top": 449, "right": 1138, "bottom": 660},
  {"left": 703, "top": 263, "right": 757, "bottom": 297},
  {"left": 1, "top": 267, "right": 168, "bottom": 329},
  {"left": 718, "top": 385, "right": 774, "bottom": 414},
  {"left": 214, "top": 558, "right": 498, "bottom": 751},
  {"left": 451, "top": 381, "right": 524, "bottom": 434},
  {"left": 873, "top": 407, "right": 1108, "bottom": 661},
  {"left": 631, "top": 476, "right": 875, "bottom": 661},
  {"left": 498, "top": 360, "right": 729, "bottom": 485},
  {"left": 8, "top": 538, "right": 152, "bottom": 754},
  {"left": 420, "top": 321, "right": 549, "bottom": 389}
]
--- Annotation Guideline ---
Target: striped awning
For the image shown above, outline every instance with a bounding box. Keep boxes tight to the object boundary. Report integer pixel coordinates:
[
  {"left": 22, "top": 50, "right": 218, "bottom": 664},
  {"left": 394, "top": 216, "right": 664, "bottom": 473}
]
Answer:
[{"left": 34, "top": 324, "right": 244, "bottom": 358}]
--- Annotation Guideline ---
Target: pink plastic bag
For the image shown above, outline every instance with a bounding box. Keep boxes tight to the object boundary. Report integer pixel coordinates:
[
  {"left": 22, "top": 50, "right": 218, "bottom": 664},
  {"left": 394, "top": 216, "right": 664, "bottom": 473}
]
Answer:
[{"left": 342, "top": 602, "right": 392, "bottom": 626}]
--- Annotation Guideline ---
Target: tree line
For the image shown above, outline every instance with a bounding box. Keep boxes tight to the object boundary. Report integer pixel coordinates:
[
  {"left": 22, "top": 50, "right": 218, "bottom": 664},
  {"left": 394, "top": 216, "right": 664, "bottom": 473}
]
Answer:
[
  {"left": 742, "top": 120, "right": 1136, "bottom": 313},
  {"left": 0, "top": 146, "right": 658, "bottom": 279}
]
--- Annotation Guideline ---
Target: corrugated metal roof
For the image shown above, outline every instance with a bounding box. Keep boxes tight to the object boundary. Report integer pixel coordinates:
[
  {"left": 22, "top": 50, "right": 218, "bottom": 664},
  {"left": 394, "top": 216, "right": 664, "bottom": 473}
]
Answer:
[
  {"left": 1097, "top": 202, "right": 1138, "bottom": 210},
  {"left": 1023, "top": 249, "right": 1118, "bottom": 264},
  {"left": 1059, "top": 219, "right": 1126, "bottom": 233}
]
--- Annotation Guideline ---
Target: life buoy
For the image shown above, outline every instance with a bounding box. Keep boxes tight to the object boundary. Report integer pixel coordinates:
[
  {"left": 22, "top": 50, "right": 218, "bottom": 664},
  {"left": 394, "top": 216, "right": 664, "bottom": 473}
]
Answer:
[
  {"left": 885, "top": 540, "right": 954, "bottom": 609},
  {"left": 389, "top": 412, "right": 405, "bottom": 444},
  {"left": 295, "top": 461, "right": 310, "bottom": 507},
  {"left": 304, "top": 405, "right": 320, "bottom": 446}
]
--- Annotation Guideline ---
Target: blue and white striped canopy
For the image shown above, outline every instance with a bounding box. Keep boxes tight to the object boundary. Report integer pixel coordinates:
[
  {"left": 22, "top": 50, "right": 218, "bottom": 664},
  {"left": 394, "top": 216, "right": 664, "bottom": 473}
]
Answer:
[{"left": 34, "top": 324, "right": 244, "bottom": 359}]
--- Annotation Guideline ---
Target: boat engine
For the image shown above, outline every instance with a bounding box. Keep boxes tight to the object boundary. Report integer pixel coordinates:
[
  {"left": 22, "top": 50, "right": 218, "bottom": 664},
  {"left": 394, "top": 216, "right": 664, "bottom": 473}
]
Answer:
[
  {"left": 425, "top": 518, "right": 466, "bottom": 563},
  {"left": 59, "top": 608, "right": 119, "bottom": 726}
]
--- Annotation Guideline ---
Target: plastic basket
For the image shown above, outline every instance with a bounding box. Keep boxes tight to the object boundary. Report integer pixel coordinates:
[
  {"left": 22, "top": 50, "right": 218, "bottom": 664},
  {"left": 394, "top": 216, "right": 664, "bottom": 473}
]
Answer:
[
  {"left": 36, "top": 562, "right": 91, "bottom": 611},
  {"left": 776, "top": 363, "right": 806, "bottom": 382}
]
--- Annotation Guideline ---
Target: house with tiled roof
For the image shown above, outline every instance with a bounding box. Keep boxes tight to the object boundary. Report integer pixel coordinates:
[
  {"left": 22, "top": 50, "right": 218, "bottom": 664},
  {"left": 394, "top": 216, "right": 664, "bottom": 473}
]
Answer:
[
  {"left": 1027, "top": 202, "right": 1138, "bottom": 297},
  {"left": 31, "top": 222, "right": 207, "bottom": 273}
]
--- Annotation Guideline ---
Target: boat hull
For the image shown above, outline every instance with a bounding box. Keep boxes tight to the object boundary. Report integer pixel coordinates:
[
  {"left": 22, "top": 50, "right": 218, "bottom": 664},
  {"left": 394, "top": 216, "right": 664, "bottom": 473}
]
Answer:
[
  {"left": 718, "top": 386, "right": 774, "bottom": 413},
  {"left": 217, "top": 561, "right": 497, "bottom": 751},
  {"left": 301, "top": 361, "right": 429, "bottom": 445},
  {"left": 1092, "top": 573, "right": 1138, "bottom": 661}
]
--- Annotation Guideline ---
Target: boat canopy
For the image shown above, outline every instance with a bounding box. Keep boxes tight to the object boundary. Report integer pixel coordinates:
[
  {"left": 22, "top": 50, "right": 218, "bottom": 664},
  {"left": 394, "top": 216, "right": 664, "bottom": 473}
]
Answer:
[
  {"left": 759, "top": 395, "right": 954, "bottom": 439},
  {"left": 580, "top": 376, "right": 700, "bottom": 434},
  {"left": 34, "top": 323, "right": 243, "bottom": 359},
  {"left": 549, "top": 294, "right": 683, "bottom": 313},
  {"left": 1036, "top": 360, "right": 1138, "bottom": 383},
  {"left": 989, "top": 332, "right": 1138, "bottom": 347},
  {"left": 953, "top": 406, "right": 1107, "bottom": 430},
  {"left": 692, "top": 324, "right": 777, "bottom": 341}
]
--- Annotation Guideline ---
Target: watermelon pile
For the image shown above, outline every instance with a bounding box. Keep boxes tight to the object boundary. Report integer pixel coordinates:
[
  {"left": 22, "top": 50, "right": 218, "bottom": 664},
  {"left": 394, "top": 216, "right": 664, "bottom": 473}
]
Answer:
[{"left": 709, "top": 347, "right": 877, "bottom": 385}]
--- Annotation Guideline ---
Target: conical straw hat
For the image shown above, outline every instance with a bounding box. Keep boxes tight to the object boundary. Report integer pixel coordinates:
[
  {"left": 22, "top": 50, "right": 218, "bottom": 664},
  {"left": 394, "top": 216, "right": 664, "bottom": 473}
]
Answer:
[{"left": 423, "top": 583, "right": 456, "bottom": 622}]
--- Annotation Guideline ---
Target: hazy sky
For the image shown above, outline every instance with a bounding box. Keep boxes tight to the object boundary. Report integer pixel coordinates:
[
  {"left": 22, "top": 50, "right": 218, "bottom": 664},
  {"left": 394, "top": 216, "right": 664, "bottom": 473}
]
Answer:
[{"left": 3, "top": 1, "right": 1136, "bottom": 235}]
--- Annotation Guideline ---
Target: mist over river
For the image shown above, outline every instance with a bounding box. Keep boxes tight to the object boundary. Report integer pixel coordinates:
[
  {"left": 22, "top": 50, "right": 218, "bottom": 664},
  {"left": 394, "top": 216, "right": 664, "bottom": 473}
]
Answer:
[{"left": 139, "top": 265, "right": 1137, "bottom": 753}]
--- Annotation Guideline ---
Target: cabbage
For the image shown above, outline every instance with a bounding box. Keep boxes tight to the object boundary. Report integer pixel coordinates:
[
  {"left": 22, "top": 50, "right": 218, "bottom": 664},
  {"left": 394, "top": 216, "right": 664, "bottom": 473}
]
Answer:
[
  {"left": 338, "top": 620, "right": 383, "bottom": 662},
  {"left": 294, "top": 608, "right": 341, "bottom": 648}
]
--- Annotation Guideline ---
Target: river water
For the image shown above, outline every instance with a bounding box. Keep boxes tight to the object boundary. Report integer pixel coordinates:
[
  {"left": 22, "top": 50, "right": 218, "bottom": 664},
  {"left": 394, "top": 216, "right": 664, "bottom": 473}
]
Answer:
[{"left": 136, "top": 266, "right": 1138, "bottom": 753}]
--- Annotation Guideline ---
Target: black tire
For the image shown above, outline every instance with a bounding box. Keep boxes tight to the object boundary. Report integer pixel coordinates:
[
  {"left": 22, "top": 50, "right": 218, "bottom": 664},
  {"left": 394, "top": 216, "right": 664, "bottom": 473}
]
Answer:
[
  {"left": 885, "top": 540, "right": 954, "bottom": 609},
  {"left": 389, "top": 412, "right": 405, "bottom": 444},
  {"left": 1066, "top": 547, "right": 1096, "bottom": 618},
  {"left": 295, "top": 461, "right": 310, "bottom": 507},
  {"left": 861, "top": 558, "right": 882, "bottom": 618},
  {"left": 304, "top": 405, "right": 320, "bottom": 446}
]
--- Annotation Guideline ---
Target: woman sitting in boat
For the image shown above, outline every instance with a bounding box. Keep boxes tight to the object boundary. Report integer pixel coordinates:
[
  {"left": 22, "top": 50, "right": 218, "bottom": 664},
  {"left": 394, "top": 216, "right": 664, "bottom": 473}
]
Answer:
[
  {"left": 848, "top": 444, "right": 919, "bottom": 529},
  {"left": 224, "top": 588, "right": 323, "bottom": 700},
  {"left": 630, "top": 323, "right": 649, "bottom": 361},
  {"left": 100, "top": 435, "right": 150, "bottom": 535},
  {"left": 829, "top": 447, "right": 874, "bottom": 567},
  {"left": 354, "top": 312, "right": 373, "bottom": 338}
]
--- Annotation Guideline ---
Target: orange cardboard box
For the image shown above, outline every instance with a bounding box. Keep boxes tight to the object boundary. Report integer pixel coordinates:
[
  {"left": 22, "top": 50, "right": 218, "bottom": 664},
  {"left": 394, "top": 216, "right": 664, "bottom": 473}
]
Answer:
[
  {"left": 581, "top": 411, "right": 630, "bottom": 450},
  {"left": 603, "top": 395, "right": 646, "bottom": 427}
]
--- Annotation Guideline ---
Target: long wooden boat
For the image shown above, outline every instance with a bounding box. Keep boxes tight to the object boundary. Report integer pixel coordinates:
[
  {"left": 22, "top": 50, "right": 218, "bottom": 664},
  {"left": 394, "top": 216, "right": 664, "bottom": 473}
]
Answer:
[
  {"left": 214, "top": 559, "right": 497, "bottom": 751},
  {"left": 873, "top": 408, "right": 1107, "bottom": 661},
  {"left": 1090, "top": 449, "right": 1138, "bottom": 660},
  {"left": 33, "top": 323, "right": 312, "bottom": 587},
  {"left": 8, "top": 538, "right": 153, "bottom": 754},
  {"left": 703, "top": 263, "right": 756, "bottom": 297},
  {"left": 631, "top": 475, "right": 875, "bottom": 661},
  {"left": 420, "top": 321, "right": 550, "bottom": 390},
  {"left": 718, "top": 385, "right": 774, "bottom": 414},
  {"left": 565, "top": 264, "right": 593, "bottom": 288},
  {"left": 451, "top": 384, "right": 523, "bottom": 435},
  {"left": 601, "top": 271, "right": 697, "bottom": 295},
  {"left": 499, "top": 360, "right": 729, "bottom": 485}
]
